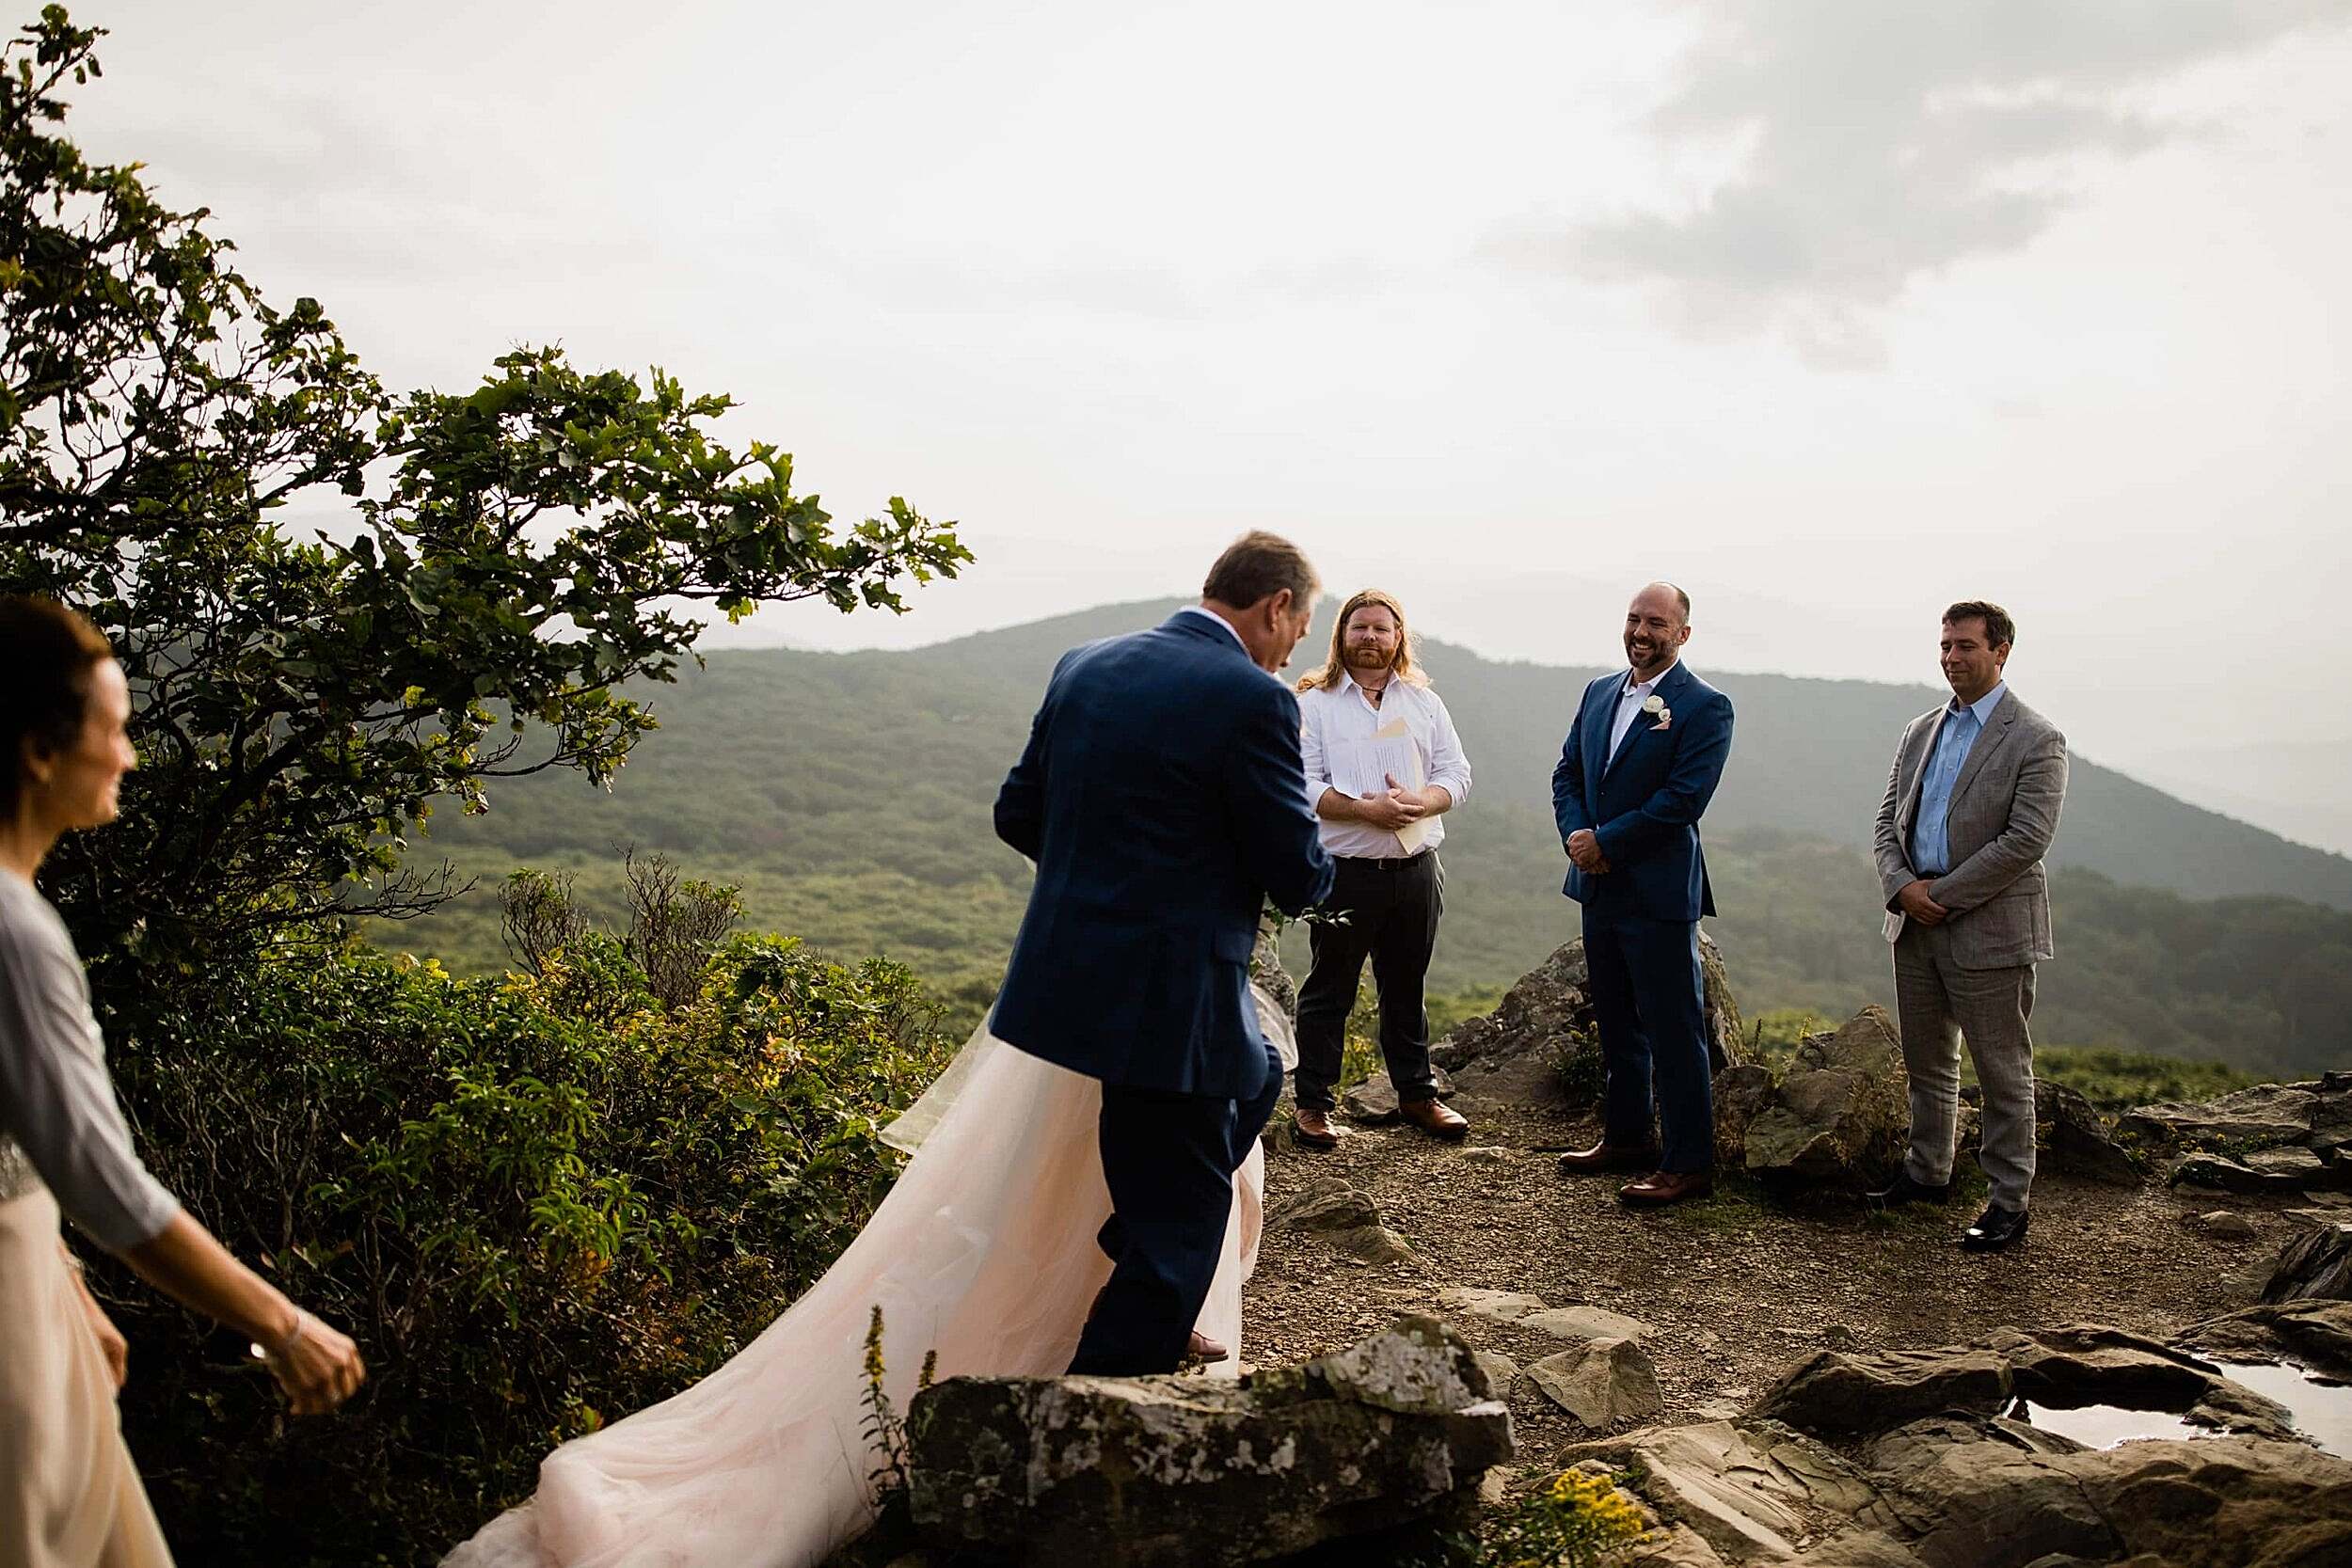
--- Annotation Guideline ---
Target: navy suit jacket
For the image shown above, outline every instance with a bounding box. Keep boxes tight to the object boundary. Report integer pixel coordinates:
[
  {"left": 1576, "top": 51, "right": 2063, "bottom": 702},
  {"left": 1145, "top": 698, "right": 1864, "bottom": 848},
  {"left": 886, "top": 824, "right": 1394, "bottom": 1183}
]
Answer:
[
  {"left": 1550, "top": 661, "right": 1734, "bottom": 922},
  {"left": 993, "top": 612, "right": 1336, "bottom": 1100}
]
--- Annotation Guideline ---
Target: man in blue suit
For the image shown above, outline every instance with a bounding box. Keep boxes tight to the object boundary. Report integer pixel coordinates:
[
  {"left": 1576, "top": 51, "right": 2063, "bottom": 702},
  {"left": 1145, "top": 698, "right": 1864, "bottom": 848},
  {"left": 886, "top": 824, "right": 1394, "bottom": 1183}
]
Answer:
[
  {"left": 1550, "top": 582, "right": 1735, "bottom": 1207},
  {"left": 993, "top": 531, "right": 1336, "bottom": 1375}
]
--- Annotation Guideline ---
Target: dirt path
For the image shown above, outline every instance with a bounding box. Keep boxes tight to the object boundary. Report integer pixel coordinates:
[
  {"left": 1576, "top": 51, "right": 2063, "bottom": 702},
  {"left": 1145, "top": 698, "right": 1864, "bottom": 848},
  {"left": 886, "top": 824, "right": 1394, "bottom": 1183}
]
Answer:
[{"left": 1242, "top": 1084, "right": 2303, "bottom": 1465}]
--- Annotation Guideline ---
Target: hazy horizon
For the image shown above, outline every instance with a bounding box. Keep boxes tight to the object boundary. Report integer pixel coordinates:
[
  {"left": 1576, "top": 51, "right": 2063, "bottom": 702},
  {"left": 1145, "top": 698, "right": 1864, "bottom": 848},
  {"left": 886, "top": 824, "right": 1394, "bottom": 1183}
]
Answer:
[{"left": 64, "top": 1, "right": 2352, "bottom": 848}]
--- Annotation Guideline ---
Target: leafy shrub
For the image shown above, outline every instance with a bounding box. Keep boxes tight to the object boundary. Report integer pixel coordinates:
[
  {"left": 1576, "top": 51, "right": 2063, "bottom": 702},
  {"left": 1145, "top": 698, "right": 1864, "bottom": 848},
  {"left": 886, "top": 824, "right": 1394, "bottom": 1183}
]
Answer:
[{"left": 94, "top": 930, "right": 955, "bottom": 1566}]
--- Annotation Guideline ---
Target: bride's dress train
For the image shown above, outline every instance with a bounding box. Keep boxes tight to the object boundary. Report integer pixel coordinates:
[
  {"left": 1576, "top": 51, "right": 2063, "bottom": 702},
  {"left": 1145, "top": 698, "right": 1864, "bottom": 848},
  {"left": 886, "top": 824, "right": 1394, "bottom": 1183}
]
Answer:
[{"left": 443, "top": 995, "right": 1286, "bottom": 1568}]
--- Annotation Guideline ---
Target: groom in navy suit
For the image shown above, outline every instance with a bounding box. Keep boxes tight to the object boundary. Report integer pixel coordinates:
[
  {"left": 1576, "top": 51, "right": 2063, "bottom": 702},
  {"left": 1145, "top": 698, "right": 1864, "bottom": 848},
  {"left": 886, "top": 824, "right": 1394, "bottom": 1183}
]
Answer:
[
  {"left": 1551, "top": 582, "right": 1735, "bottom": 1207},
  {"left": 993, "top": 531, "right": 1335, "bottom": 1375}
]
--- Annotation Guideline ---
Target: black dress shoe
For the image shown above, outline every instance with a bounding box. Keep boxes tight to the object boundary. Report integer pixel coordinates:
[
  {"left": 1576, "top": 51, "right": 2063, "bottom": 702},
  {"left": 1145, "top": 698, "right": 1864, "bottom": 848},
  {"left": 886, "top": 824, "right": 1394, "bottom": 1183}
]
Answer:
[
  {"left": 1959, "top": 1203, "right": 2028, "bottom": 1253},
  {"left": 1867, "top": 1170, "right": 1954, "bottom": 1210}
]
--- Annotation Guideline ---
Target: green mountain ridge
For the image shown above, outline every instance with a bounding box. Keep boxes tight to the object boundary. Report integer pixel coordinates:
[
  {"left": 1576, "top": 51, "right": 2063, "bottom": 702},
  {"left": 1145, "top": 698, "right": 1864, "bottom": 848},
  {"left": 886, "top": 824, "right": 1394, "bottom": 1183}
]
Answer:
[{"left": 392, "top": 598, "right": 2352, "bottom": 1075}]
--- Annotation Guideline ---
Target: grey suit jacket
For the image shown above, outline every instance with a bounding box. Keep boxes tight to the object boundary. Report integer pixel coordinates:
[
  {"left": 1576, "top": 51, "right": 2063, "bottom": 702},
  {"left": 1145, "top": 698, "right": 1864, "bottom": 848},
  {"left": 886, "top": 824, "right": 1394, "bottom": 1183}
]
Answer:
[{"left": 1872, "top": 689, "right": 2069, "bottom": 969}]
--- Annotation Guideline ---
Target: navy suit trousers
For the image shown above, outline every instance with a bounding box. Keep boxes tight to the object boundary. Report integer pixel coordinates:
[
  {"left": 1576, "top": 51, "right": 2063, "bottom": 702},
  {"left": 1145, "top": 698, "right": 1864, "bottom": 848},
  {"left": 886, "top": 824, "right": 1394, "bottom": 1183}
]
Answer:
[
  {"left": 1581, "top": 905, "right": 1715, "bottom": 1173},
  {"left": 1067, "top": 1038, "right": 1281, "bottom": 1375}
]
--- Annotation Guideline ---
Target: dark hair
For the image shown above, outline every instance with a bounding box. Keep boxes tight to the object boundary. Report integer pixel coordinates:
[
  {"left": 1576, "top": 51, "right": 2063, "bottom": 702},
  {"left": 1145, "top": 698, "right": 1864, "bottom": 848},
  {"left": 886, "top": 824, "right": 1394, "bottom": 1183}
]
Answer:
[
  {"left": 1201, "top": 531, "right": 1319, "bottom": 610},
  {"left": 1943, "top": 599, "right": 2015, "bottom": 649},
  {"left": 0, "top": 596, "right": 114, "bottom": 818}
]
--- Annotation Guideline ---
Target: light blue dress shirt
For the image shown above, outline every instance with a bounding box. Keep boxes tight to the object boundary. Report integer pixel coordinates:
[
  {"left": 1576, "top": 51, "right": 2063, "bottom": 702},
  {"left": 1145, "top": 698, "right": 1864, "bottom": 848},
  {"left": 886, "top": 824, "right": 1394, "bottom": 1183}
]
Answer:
[{"left": 1909, "top": 681, "right": 2007, "bottom": 876}]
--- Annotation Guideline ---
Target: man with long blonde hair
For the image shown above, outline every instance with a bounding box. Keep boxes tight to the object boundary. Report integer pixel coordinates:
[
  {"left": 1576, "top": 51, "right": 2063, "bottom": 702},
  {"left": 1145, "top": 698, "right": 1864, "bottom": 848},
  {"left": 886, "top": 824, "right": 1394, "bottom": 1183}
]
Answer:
[{"left": 1290, "top": 589, "right": 1473, "bottom": 1147}]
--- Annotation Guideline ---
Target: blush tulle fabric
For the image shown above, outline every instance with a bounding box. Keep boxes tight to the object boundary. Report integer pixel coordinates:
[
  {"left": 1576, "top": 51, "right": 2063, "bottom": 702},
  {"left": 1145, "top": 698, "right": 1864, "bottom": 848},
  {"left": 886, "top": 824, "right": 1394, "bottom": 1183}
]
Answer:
[{"left": 441, "top": 994, "right": 1288, "bottom": 1568}]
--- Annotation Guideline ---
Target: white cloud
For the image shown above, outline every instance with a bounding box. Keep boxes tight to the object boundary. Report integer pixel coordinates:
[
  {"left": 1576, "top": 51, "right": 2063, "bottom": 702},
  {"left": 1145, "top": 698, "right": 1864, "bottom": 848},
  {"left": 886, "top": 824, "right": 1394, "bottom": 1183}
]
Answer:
[{"left": 1512, "top": 0, "right": 2350, "bottom": 365}]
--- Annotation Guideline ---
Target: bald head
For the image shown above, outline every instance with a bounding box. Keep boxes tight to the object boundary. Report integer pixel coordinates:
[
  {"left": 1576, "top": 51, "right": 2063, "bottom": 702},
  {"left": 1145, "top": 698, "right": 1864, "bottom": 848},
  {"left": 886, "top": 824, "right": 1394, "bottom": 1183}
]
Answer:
[{"left": 1623, "top": 582, "right": 1692, "bottom": 680}]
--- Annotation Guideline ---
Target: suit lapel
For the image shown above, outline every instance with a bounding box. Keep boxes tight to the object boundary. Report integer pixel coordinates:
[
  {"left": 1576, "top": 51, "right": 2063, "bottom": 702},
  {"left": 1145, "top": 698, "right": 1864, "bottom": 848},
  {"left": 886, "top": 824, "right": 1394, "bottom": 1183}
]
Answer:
[
  {"left": 1604, "top": 661, "right": 1689, "bottom": 782},
  {"left": 1582, "top": 676, "right": 1614, "bottom": 802},
  {"left": 1949, "top": 690, "right": 2017, "bottom": 806},
  {"left": 1897, "top": 708, "right": 1947, "bottom": 839}
]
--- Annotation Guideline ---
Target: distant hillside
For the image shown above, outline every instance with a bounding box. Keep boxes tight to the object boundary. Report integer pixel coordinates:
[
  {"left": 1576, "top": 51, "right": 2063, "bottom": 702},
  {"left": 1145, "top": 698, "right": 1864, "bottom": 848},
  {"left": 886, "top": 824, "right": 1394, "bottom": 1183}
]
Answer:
[{"left": 390, "top": 599, "right": 2352, "bottom": 1074}]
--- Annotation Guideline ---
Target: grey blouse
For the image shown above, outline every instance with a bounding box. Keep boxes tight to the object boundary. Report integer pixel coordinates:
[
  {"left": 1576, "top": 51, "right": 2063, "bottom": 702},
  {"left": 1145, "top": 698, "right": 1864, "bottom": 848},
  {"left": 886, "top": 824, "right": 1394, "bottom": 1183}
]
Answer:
[{"left": 0, "top": 871, "right": 179, "bottom": 1251}]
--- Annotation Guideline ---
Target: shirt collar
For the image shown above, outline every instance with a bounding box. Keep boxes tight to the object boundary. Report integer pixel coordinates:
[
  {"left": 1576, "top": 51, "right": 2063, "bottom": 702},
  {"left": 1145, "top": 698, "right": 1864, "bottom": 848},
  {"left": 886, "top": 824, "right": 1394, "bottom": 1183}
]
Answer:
[
  {"left": 1949, "top": 681, "right": 2007, "bottom": 726},
  {"left": 1622, "top": 660, "right": 1677, "bottom": 699},
  {"left": 1174, "top": 604, "right": 1249, "bottom": 654}
]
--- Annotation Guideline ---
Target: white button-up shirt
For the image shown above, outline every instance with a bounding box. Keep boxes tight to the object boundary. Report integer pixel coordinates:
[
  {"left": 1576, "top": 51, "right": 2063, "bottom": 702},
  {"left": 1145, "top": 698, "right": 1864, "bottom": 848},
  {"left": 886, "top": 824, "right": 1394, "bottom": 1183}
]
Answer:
[
  {"left": 1607, "top": 664, "right": 1675, "bottom": 760},
  {"left": 1297, "top": 672, "right": 1473, "bottom": 859}
]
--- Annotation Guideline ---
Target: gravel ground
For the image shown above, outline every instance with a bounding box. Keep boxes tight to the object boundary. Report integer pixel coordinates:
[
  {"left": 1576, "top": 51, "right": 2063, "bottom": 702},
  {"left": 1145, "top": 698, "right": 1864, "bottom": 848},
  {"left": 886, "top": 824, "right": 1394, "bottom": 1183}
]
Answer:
[{"left": 1241, "top": 1081, "right": 2304, "bottom": 1468}]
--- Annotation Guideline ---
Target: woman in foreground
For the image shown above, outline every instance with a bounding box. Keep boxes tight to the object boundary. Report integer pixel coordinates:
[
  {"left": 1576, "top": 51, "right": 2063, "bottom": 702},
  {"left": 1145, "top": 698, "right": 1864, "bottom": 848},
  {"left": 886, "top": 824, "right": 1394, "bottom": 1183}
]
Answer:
[{"left": 0, "top": 596, "right": 367, "bottom": 1567}]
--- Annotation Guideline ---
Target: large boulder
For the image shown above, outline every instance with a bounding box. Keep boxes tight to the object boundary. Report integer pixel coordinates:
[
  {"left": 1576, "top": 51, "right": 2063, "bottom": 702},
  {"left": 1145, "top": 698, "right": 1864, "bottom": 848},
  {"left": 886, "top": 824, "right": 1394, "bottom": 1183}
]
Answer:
[
  {"left": 1433, "top": 934, "right": 1743, "bottom": 1103},
  {"left": 2264, "top": 1221, "right": 2352, "bottom": 1303},
  {"left": 905, "top": 1316, "right": 1514, "bottom": 1568},
  {"left": 1741, "top": 1008, "right": 1909, "bottom": 1189}
]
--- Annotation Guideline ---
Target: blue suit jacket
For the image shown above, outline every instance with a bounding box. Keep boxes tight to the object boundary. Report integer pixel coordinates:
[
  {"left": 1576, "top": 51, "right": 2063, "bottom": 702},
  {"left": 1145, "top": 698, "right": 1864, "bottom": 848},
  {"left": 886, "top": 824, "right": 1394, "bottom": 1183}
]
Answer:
[
  {"left": 1550, "top": 661, "right": 1734, "bottom": 922},
  {"left": 992, "top": 612, "right": 1336, "bottom": 1100}
]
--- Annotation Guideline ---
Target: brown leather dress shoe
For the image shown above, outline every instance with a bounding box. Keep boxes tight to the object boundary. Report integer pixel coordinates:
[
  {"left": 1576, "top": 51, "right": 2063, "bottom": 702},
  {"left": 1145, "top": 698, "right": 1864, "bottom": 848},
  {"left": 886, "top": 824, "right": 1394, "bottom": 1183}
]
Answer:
[
  {"left": 1556, "top": 1140, "right": 1661, "bottom": 1175},
  {"left": 1618, "top": 1169, "right": 1714, "bottom": 1207},
  {"left": 1292, "top": 1108, "right": 1341, "bottom": 1149},
  {"left": 1399, "top": 1098, "right": 1470, "bottom": 1140},
  {"left": 1186, "top": 1329, "right": 1231, "bottom": 1362}
]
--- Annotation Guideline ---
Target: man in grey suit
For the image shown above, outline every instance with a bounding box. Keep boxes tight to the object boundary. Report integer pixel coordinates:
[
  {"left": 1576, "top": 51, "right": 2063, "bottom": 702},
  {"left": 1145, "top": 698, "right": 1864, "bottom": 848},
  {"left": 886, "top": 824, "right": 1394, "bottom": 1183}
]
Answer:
[{"left": 1870, "top": 600, "right": 2069, "bottom": 1253}]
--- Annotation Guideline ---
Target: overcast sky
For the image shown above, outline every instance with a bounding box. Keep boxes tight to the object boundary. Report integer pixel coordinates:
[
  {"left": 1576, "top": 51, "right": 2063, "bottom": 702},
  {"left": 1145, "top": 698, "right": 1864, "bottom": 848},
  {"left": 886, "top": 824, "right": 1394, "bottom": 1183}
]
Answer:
[{"left": 63, "top": 1, "right": 2352, "bottom": 846}]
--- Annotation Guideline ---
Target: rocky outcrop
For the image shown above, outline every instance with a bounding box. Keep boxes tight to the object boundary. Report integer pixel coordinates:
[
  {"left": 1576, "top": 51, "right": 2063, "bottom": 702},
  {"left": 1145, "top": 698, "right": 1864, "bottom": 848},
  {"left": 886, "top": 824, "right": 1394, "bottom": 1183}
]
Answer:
[
  {"left": 1267, "top": 1175, "right": 1415, "bottom": 1264},
  {"left": 2167, "top": 1145, "right": 2338, "bottom": 1194},
  {"left": 2121, "top": 1077, "right": 2352, "bottom": 1165},
  {"left": 2179, "top": 1298, "right": 2352, "bottom": 1376},
  {"left": 2264, "top": 1221, "right": 2352, "bottom": 1303},
  {"left": 1556, "top": 1318, "right": 2352, "bottom": 1566},
  {"left": 1432, "top": 935, "right": 1743, "bottom": 1103},
  {"left": 905, "top": 1316, "right": 1513, "bottom": 1568}
]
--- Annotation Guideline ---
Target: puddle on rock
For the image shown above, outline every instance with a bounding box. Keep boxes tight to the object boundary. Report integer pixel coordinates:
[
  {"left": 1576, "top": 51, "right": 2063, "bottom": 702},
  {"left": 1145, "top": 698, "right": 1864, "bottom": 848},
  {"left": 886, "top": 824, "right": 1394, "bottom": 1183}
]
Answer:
[
  {"left": 2010, "top": 1399, "right": 2210, "bottom": 1449},
  {"left": 2010, "top": 1361, "right": 2352, "bottom": 1458},
  {"left": 2213, "top": 1360, "right": 2352, "bottom": 1459}
]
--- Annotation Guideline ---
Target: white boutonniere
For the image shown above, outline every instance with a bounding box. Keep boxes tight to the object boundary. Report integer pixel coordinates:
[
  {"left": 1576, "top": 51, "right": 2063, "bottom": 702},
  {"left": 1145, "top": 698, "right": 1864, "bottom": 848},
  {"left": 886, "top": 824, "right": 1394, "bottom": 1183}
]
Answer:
[{"left": 1644, "top": 693, "right": 1672, "bottom": 731}]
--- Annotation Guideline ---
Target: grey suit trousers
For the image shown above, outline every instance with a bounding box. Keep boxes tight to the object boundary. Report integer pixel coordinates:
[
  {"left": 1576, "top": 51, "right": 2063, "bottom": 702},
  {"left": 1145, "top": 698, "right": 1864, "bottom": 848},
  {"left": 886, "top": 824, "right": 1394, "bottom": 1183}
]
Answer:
[{"left": 1893, "top": 921, "right": 2038, "bottom": 1211}]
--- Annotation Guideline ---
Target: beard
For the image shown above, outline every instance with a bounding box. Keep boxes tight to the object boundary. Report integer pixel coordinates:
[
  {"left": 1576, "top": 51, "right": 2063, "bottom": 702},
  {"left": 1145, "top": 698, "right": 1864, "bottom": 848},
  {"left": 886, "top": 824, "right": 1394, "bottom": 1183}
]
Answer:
[{"left": 1345, "top": 645, "right": 1393, "bottom": 671}]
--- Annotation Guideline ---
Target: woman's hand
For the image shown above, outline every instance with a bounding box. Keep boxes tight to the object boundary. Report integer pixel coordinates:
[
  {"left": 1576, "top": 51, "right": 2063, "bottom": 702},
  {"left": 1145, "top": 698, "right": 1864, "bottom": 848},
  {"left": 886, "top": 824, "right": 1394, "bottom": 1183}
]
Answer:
[
  {"left": 261, "top": 1308, "right": 367, "bottom": 1415},
  {"left": 61, "top": 1244, "right": 129, "bottom": 1389},
  {"left": 80, "top": 1289, "right": 130, "bottom": 1389}
]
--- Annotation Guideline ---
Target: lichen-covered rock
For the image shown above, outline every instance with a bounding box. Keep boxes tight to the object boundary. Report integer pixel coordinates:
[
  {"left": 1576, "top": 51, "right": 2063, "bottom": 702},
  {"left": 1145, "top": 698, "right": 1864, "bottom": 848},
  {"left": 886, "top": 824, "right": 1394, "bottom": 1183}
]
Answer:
[
  {"left": 906, "top": 1316, "right": 1514, "bottom": 1568},
  {"left": 1738, "top": 1009, "right": 1910, "bottom": 1190},
  {"left": 1432, "top": 935, "right": 1743, "bottom": 1103}
]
